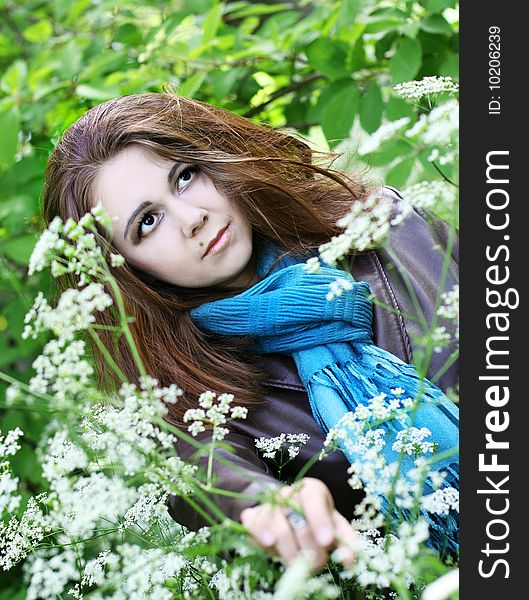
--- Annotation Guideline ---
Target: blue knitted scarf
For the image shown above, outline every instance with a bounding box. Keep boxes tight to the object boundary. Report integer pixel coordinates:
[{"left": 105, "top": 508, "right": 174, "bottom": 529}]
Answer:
[{"left": 190, "top": 236, "right": 459, "bottom": 554}]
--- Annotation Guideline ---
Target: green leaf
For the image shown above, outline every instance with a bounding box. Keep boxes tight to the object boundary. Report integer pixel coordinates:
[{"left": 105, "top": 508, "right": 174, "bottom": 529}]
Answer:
[
  {"left": 202, "top": 3, "right": 224, "bottom": 44},
  {"left": 114, "top": 23, "right": 143, "bottom": 45},
  {"left": 363, "top": 17, "right": 401, "bottom": 34},
  {"left": 375, "top": 31, "right": 397, "bottom": 61},
  {"left": 385, "top": 156, "right": 416, "bottom": 188},
  {"left": 1, "top": 234, "right": 37, "bottom": 264},
  {"left": 360, "top": 83, "right": 383, "bottom": 133},
  {"left": 75, "top": 84, "right": 120, "bottom": 100},
  {"left": 439, "top": 54, "right": 459, "bottom": 80},
  {"left": 389, "top": 37, "right": 422, "bottom": 83},
  {"left": 386, "top": 96, "right": 416, "bottom": 121},
  {"left": 305, "top": 38, "right": 349, "bottom": 81},
  {"left": 427, "top": 0, "right": 457, "bottom": 13},
  {"left": 320, "top": 81, "right": 360, "bottom": 147},
  {"left": 0, "top": 108, "right": 19, "bottom": 170},
  {"left": 368, "top": 139, "right": 414, "bottom": 167},
  {"left": 420, "top": 15, "right": 453, "bottom": 36},
  {"left": 23, "top": 19, "right": 54, "bottom": 43},
  {"left": 207, "top": 68, "right": 243, "bottom": 101},
  {"left": 179, "top": 71, "right": 208, "bottom": 98},
  {"left": 0, "top": 585, "right": 26, "bottom": 600},
  {"left": 337, "top": 0, "right": 362, "bottom": 31},
  {"left": 0, "top": 60, "right": 27, "bottom": 95},
  {"left": 11, "top": 444, "right": 44, "bottom": 484}
]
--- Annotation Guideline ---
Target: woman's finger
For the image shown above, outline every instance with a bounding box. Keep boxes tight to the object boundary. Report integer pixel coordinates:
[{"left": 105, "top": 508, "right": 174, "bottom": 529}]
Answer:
[
  {"left": 269, "top": 507, "right": 301, "bottom": 565},
  {"left": 331, "top": 509, "right": 360, "bottom": 566},
  {"left": 240, "top": 504, "right": 275, "bottom": 548},
  {"left": 287, "top": 513, "right": 328, "bottom": 571},
  {"left": 241, "top": 504, "right": 301, "bottom": 566},
  {"left": 299, "top": 478, "right": 336, "bottom": 548}
]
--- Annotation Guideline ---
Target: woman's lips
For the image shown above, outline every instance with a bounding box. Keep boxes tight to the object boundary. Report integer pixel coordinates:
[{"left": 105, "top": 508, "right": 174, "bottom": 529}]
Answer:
[{"left": 203, "top": 224, "right": 230, "bottom": 258}]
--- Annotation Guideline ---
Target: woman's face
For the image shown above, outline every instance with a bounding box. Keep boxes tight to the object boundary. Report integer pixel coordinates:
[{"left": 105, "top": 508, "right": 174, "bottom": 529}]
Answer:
[{"left": 93, "top": 145, "right": 258, "bottom": 289}]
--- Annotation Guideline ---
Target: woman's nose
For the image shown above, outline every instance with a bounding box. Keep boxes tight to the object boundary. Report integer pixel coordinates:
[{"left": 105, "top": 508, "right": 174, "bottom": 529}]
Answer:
[{"left": 177, "top": 204, "right": 208, "bottom": 238}]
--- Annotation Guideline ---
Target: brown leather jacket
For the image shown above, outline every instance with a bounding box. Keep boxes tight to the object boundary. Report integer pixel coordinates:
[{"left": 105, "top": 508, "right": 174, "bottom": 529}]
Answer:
[{"left": 168, "top": 186, "right": 459, "bottom": 529}]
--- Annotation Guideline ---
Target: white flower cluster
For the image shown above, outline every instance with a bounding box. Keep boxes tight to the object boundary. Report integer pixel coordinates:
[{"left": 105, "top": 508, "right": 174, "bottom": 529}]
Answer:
[
  {"left": 313, "top": 191, "right": 394, "bottom": 266},
  {"left": 28, "top": 338, "right": 94, "bottom": 402},
  {"left": 0, "top": 426, "right": 23, "bottom": 459},
  {"left": 22, "top": 284, "right": 113, "bottom": 342},
  {"left": 340, "top": 520, "right": 430, "bottom": 589},
  {"left": 1, "top": 428, "right": 24, "bottom": 516},
  {"left": 254, "top": 433, "right": 310, "bottom": 460},
  {"left": 399, "top": 180, "right": 457, "bottom": 219},
  {"left": 405, "top": 99, "right": 459, "bottom": 166},
  {"left": 322, "top": 391, "right": 414, "bottom": 449},
  {"left": 28, "top": 206, "right": 118, "bottom": 286},
  {"left": 26, "top": 547, "right": 79, "bottom": 600},
  {"left": 421, "top": 486, "right": 459, "bottom": 515},
  {"left": 392, "top": 427, "right": 436, "bottom": 456},
  {"left": 326, "top": 276, "right": 353, "bottom": 301},
  {"left": 81, "top": 378, "right": 192, "bottom": 487},
  {"left": 272, "top": 551, "right": 339, "bottom": 600},
  {"left": 358, "top": 117, "right": 410, "bottom": 155},
  {"left": 430, "top": 326, "right": 452, "bottom": 353},
  {"left": 422, "top": 568, "right": 459, "bottom": 600},
  {"left": 437, "top": 283, "right": 459, "bottom": 345},
  {"left": 394, "top": 76, "right": 459, "bottom": 100},
  {"left": 183, "top": 391, "right": 248, "bottom": 441},
  {"left": 1, "top": 495, "right": 51, "bottom": 571},
  {"left": 67, "top": 543, "right": 188, "bottom": 600}
]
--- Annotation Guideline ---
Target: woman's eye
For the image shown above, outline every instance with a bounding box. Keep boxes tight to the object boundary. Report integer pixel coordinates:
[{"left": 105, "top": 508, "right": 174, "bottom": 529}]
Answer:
[
  {"left": 176, "top": 165, "right": 199, "bottom": 191},
  {"left": 137, "top": 212, "right": 161, "bottom": 239}
]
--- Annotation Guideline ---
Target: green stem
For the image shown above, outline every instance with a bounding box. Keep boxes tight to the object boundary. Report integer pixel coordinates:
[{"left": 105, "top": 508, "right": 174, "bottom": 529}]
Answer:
[
  {"left": 87, "top": 327, "right": 128, "bottom": 384},
  {"left": 104, "top": 273, "right": 147, "bottom": 379}
]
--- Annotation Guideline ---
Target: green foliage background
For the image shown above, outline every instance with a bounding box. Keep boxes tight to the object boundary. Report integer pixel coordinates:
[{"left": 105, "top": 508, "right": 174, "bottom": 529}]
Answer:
[{"left": 0, "top": 0, "right": 458, "bottom": 595}]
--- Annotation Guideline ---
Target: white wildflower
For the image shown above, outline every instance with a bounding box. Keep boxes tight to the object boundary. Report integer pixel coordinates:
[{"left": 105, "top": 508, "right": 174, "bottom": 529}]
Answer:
[
  {"left": 25, "top": 547, "right": 78, "bottom": 600},
  {"left": 23, "top": 283, "right": 112, "bottom": 342},
  {"left": 187, "top": 420, "right": 206, "bottom": 437},
  {"left": 0, "top": 495, "right": 51, "bottom": 571},
  {"left": 118, "top": 483, "right": 168, "bottom": 531},
  {"left": 0, "top": 427, "right": 23, "bottom": 458},
  {"left": 255, "top": 433, "right": 309, "bottom": 461},
  {"left": 394, "top": 76, "right": 459, "bottom": 100},
  {"left": 422, "top": 568, "right": 459, "bottom": 600},
  {"left": 430, "top": 326, "right": 452, "bottom": 353},
  {"left": 230, "top": 406, "right": 248, "bottom": 419},
  {"left": 184, "top": 391, "right": 246, "bottom": 441},
  {"left": 272, "top": 552, "right": 313, "bottom": 599},
  {"left": 90, "top": 202, "right": 113, "bottom": 230},
  {"left": 326, "top": 277, "right": 353, "bottom": 301},
  {"left": 318, "top": 191, "right": 393, "bottom": 262},
  {"left": 358, "top": 117, "right": 410, "bottom": 155},
  {"left": 392, "top": 427, "right": 435, "bottom": 456},
  {"left": 405, "top": 99, "right": 459, "bottom": 165},
  {"left": 110, "top": 253, "right": 125, "bottom": 267},
  {"left": 422, "top": 487, "right": 459, "bottom": 515},
  {"left": 29, "top": 338, "right": 93, "bottom": 402},
  {"left": 303, "top": 256, "right": 322, "bottom": 274},
  {"left": 400, "top": 180, "right": 457, "bottom": 214},
  {"left": 81, "top": 550, "right": 112, "bottom": 587},
  {"left": 0, "top": 462, "right": 21, "bottom": 515},
  {"left": 27, "top": 229, "right": 61, "bottom": 276}
]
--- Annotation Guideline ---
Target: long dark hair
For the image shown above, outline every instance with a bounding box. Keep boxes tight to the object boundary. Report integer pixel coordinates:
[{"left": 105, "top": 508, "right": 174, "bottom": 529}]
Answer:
[{"left": 42, "top": 90, "right": 374, "bottom": 423}]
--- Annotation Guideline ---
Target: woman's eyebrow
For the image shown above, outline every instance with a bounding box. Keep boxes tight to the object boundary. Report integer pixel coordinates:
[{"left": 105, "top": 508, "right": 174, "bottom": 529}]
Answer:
[{"left": 123, "top": 164, "right": 180, "bottom": 241}]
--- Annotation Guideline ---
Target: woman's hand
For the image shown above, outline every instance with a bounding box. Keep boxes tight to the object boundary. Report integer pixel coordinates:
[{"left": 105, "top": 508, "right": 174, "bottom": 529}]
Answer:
[{"left": 240, "top": 477, "right": 358, "bottom": 571}]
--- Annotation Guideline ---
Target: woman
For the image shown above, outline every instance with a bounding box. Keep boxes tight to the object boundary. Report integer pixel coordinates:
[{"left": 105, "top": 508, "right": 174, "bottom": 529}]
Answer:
[{"left": 42, "top": 91, "right": 459, "bottom": 570}]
